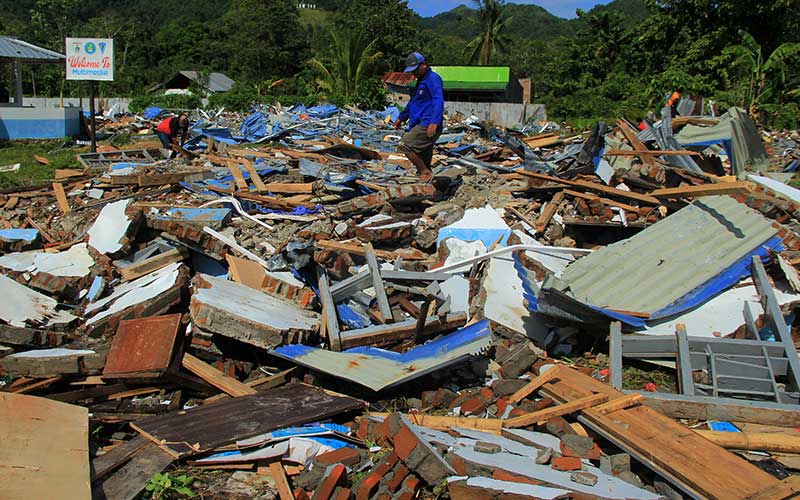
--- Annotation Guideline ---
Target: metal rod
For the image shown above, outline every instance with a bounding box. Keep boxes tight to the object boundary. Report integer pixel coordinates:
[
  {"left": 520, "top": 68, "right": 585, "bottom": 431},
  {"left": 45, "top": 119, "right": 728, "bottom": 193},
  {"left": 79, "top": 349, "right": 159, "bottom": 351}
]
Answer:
[{"left": 436, "top": 244, "right": 592, "bottom": 274}]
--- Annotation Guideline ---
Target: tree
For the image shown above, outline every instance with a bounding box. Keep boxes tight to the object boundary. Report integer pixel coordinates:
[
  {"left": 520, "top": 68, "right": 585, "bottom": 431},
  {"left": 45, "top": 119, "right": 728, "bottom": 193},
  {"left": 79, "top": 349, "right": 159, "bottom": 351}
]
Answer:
[
  {"left": 223, "top": 0, "right": 308, "bottom": 82},
  {"left": 464, "top": 0, "right": 512, "bottom": 65},
  {"left": 724, "top": 30, "right": 800, "bottom": 116},
  {"left": 333, "top": 0, "right": 417, "bottom": 69},
  {"left": 308, "top": 29, "right": 382, "bottom": 97}
]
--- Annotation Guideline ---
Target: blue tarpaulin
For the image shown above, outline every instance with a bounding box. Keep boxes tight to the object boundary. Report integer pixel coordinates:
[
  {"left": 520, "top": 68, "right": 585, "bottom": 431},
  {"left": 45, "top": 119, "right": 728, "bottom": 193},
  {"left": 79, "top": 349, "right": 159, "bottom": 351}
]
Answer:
[
  {"left": 143, "top": 107, "right": 163, "bottom": 120},
  {"left": 240, "top": 112, "right": 268, "bottom": 142}
]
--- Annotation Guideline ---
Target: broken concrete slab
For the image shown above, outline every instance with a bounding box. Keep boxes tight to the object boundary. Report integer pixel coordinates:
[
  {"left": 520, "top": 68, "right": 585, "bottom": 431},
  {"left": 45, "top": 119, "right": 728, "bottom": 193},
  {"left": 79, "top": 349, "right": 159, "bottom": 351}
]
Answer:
[
  {"left": 87, "top": 199, "right": 141, "bottom": 255},
  {"left": 82, "top": 262, "right": 188, "bottom": 337},
  {"left": 0, "top": 275, "right": 77, "bottom": 328},
  {"left": 438, "top": 205, "right": 511, "bottom": 249},
  {"left": 0, "top": 347, "right": 105, "bottom": 377},
  {"left": 0, "top": 243, "right": 94, "bottom": 277},
  {"left": 447, "top": 477, "right": 571, "bottom": 500},
  {"left": 0, "top": 228, "right": 40, "bottom": 252},
  {"left": 190, "top": 273, "right": 320, "bottom": 349}
]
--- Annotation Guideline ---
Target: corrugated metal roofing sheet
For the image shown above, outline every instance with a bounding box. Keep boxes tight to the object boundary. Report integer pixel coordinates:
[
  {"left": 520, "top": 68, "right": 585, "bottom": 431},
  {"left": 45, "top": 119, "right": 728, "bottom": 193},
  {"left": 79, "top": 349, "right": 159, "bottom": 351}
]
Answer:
[
  {"left": 547, "top": 196, "right": 779, "bottom": 314},
  {"left": 178, "top": 71, "right": 234, "bottom": 92},
  {"left": 271, "top": 320, "right": 492, "bottom": 391},
  {"left": 0, "top": 36, "right": 64, "bottom": 62}
]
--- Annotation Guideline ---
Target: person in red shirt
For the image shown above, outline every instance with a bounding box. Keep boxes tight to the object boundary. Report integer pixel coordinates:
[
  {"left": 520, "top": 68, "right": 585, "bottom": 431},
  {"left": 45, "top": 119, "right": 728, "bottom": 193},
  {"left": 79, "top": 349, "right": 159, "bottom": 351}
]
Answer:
[{"left": 155, "top": 113, "right": 189, "bottom": 152}]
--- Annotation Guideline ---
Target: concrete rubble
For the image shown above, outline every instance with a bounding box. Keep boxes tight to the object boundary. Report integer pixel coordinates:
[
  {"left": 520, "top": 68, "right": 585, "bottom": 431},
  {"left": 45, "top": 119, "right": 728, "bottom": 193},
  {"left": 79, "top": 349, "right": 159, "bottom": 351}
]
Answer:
[{"left": 2, "top": 103, "right": 800, "bottom": 500}]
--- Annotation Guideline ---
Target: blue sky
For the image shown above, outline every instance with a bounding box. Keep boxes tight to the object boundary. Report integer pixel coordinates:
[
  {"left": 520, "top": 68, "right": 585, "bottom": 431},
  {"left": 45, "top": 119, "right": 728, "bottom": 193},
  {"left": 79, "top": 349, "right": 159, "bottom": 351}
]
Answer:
[{"left": 408, "top": 0, "right": 613, "bottom": 18}]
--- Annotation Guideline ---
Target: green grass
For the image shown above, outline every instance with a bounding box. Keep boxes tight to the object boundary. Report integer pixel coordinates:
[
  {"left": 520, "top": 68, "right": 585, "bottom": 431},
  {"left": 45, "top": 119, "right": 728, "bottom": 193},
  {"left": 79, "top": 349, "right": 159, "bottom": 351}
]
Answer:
[{"left": 0, "top": 139, "right": 87, "bottom": 189}]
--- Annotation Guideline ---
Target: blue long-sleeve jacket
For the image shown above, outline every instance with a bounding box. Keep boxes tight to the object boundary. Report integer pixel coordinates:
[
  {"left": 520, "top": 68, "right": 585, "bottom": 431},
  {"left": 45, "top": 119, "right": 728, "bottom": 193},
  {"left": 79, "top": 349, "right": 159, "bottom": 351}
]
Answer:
[{"left": 397, "top": 68, "right": 444, "bottom": 130}]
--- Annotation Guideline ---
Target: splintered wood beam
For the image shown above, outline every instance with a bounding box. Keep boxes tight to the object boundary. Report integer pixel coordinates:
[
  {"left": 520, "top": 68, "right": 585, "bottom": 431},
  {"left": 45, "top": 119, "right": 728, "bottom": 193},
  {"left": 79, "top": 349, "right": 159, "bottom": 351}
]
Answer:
[
  {"left": 52, "top": 182, "right": 70, "bottom": 213},
  {"left": 534, "top": 190, "right": 565, "bottom": 233},
  {"left": 649, "top": 182, "right": 751, "bottom": 198},
  {"left": 369, "top": 412, "right": 503, "bottom": 434},
  {"left": 226, "top": 160, "right": 249, "bottom": 191},
  {"left": 240, "top": 158, "right": 269, "bottom": 192},
  {"left": 508, "top": 367, "right": 562, "bottom": 404},
  {"left": 517, "top": 170, "right": 660, "bottom": 205},
  {"left": 181, "top": 353, "right": 256, "bottom": 397},
  {"left": 503, "top": 393, "right": 609, "bottom": 428}
]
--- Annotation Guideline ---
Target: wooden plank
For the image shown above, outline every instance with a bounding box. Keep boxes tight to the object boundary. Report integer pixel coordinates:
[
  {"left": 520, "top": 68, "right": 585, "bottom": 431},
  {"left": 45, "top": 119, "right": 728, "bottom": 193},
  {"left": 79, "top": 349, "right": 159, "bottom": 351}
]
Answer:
[
  {"left": 91, "top": 435, "right": 149, "bottom": 481},
  {"left": 744, "top": 476, "right": 800, "bottom": 500},
  {"left": 508, "top": 368, "right": 561, "bottom": 404},
  {"left": 202, "top": 368, "right": 296, "bottom": 405},
  {"left": 55, "top": 168, "right": 85, "bottom": 180},
  {"left": 650, "top": 182, "right": 751, "bottom": 198},
  {"left": 517, "top": 170, "right": 660, "bottom": 205},
  {"left": 594, "top": 393, "right": 643, "bottom": 414},
  {"left": 0, "top": 392, "right": 90, "bottom": 500},
  {"left": 118, "top": 248, "right": 187, "bottom": 282},
  {"left": 369, "top": 412, "right": 503, "bottom": 434},
  {"left": 617, "top": 119, "right": 656, "bottom": 167},
  {"left": 227, "top": 160, "right": 249, "bottom": 191},
  {"left": 240, "top": 158, "right": 269, "bottom": 192},
  {"left": 4, "top": 196, "right": 19, "bottom": 209},
  {"left": 226, "top": 254, "right": 267, "bottom": 290},
  {"left": 91, "top": 442, "right": 173, "bottom": 500},
  {"left": 269, "top": 462, "right": 294, "bottom": 500},
  {"left": 263, "top": 182, "right": 314, "bottom": 194},
  {"left": 636, "top": 392, "right": 800, "bottom": 427},
  {"left": 503, "top": 393, "right": 609, "bottom": 428},
  {"left": 695, "top": 430, "right": 800, "bottom": 453},
  {"left": 534, "top": 190, "right": 564, "bottom": 233},
  {"left": 563, "top": 189, "right": 640, "bottom": 212},
  {"left": 540, "top": 365, "right": 782, "bottom": 500},
  {"left": 52, "top": 182, "right": 70, "bottom": 214},
  {"left": 181, "top": 353, "right": 257, "bottom": 398},
  {"left": 131, "top": 384, "right": 363, "bottom": 458},
  {"left": 7, "top": 376, "right": 61, "bottom": 394}
]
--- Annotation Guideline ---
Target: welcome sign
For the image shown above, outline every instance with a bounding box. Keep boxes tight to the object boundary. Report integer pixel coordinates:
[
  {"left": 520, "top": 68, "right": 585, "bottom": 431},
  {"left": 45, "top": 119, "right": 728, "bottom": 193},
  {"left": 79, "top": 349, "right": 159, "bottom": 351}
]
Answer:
[{"left": 65, "top": 38, "right": 114, "bottom": 81}]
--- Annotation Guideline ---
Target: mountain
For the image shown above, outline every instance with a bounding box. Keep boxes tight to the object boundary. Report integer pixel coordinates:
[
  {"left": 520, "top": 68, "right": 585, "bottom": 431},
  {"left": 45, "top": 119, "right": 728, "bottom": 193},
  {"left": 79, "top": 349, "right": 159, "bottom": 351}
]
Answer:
[{"left": 420, "top": 0, "right": 648, "bottom": 42}]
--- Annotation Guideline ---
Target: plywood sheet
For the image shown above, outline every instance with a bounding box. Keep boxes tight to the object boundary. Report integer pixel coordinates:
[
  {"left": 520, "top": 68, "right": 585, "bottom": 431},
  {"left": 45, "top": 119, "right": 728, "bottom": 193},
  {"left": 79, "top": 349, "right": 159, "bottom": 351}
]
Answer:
[
  {"left": 0, "top": 392, "right": 90, "bottom": 500},
  {"left": 132, "top": 383, "right": 362, "bottom": 458}
]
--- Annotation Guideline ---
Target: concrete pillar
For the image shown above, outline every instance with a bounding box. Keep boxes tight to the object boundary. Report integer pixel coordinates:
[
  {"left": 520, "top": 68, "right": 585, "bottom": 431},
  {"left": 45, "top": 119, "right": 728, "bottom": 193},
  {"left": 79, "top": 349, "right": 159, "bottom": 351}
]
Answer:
[{"left": 13, "top": 60, "right": 23, "bottom": 107}]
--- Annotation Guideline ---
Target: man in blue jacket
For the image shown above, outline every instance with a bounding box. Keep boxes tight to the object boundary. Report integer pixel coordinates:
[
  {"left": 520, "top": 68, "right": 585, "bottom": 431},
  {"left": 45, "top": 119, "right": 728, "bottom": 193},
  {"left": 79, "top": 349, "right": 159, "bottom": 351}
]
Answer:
[{"left": 394, "top": 52, "right": 444, "bottom": 183}]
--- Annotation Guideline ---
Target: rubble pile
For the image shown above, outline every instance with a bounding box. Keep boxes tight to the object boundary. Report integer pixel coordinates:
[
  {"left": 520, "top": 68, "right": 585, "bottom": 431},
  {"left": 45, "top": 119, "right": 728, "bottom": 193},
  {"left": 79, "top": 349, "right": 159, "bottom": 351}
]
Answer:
[{"left": 2, "top": 103, "right": 800, "bottom": 500}]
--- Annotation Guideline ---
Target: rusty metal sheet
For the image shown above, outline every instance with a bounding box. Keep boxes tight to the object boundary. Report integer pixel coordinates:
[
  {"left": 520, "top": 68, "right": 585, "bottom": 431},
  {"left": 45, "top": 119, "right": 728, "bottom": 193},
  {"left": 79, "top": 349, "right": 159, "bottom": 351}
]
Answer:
[{"left": 102, "top": 314, "right": 182, "bottom": 379}]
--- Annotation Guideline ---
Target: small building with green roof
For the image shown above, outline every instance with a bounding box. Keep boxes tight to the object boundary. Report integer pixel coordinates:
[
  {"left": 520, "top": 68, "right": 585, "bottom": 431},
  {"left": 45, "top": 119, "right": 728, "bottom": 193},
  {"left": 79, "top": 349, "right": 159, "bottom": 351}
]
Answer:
[{"left": 382, "top": 65, "right": 525, "bottom": 104}]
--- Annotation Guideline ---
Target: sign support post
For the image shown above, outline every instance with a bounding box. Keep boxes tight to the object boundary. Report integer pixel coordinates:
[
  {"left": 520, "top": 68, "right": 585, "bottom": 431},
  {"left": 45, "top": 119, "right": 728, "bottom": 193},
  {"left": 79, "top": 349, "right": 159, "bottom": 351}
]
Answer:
[{"left": 88, "top": 81, "right": 96, "bottom": 152}]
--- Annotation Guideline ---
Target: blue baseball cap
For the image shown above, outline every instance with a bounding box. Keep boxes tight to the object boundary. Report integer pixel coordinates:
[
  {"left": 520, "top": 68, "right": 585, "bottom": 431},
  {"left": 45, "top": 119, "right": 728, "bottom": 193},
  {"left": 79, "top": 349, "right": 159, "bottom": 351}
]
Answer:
[{"left": 404, "top": 52, "right": 425, "bottom": 73}]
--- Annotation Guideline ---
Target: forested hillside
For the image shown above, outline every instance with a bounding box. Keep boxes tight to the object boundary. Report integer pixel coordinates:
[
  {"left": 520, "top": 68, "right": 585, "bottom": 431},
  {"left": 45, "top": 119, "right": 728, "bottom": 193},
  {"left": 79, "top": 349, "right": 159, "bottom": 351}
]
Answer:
[{"left": 0, "top": 0, "right": 798, "bottom": 125}]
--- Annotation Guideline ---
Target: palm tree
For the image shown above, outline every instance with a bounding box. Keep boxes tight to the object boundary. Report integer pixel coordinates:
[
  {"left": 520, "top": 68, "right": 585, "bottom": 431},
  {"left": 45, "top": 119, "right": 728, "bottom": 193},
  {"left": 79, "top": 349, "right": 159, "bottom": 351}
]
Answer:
[
  {"left": 724, "top": 30, "right": 800, "bottom": 117},
  {"left": 464, "top": 0, "right": 512, "bottom": 65},
  {"left": 308, "top": 29, "right": 383, "bottom": 97}
]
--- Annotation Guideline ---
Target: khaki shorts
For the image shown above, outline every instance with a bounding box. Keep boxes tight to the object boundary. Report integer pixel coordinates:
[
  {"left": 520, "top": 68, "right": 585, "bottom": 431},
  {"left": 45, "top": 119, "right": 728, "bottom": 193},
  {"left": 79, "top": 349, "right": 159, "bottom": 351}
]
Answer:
[{"left": 400, "top": 124, "right": 441, "bottom": 155}]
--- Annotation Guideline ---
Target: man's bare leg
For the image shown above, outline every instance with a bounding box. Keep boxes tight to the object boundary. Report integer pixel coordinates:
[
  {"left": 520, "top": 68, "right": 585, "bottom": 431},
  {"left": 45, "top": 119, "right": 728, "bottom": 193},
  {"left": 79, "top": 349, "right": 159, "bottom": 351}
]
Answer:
[{"left": 403, "top": 149, "right": 433, "bottom": 183}]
